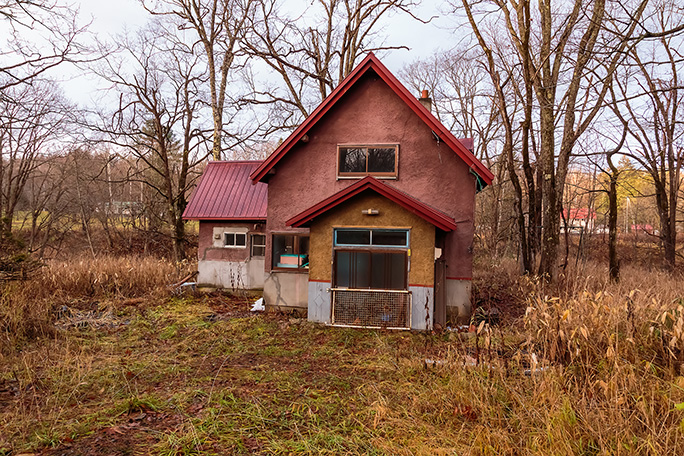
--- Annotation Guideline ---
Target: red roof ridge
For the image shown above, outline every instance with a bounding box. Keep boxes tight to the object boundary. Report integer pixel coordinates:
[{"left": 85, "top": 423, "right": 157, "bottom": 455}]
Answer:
[
  {"left": 250, "top": 52, "right": 494, "bottom": 185},
  {"left": 286, "top": 176, "right": 458, "bottom": 232},
  {"left": 208, "top": 160, "right": 264, "bottom": 164}
]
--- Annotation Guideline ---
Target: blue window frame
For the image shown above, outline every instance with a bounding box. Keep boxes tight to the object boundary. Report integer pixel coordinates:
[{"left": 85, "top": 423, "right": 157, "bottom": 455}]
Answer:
[{"left": 334, "top": 229, "right": 409, "bottom": 248}]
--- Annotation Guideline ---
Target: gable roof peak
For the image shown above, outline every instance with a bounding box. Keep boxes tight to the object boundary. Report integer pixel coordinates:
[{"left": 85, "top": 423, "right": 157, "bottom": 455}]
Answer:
[
  {"left": 250, "top": 53, "right": 493, "bottom": 186},
  {"left": 286, "top": 176, "right": 458, "bottom": 232}
]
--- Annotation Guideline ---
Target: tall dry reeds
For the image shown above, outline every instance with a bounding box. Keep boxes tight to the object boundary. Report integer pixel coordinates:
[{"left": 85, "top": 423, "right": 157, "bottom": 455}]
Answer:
[
  {"left": 0, "top": 255, "right": 194, "bottom": 353},
  {"left": 41, "top": 255, "right": 190, "bottom": 300}
]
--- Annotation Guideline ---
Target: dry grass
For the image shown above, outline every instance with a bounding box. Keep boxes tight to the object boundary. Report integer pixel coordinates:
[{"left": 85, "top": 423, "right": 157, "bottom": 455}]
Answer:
[
  {"left": 0, "top": 255, "right": 192, "bottom": 353},
  {"left": 3, "top": 254, "right": 684, "bottom": 454},
  {"left": 41, "top": 255, "right": 189, "bottom": 300}
]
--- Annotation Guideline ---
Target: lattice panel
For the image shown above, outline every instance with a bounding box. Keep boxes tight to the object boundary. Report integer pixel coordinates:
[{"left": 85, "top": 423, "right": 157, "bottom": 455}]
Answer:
[{"left": 332, "top": 289, "right": 410, "bottom": 329}]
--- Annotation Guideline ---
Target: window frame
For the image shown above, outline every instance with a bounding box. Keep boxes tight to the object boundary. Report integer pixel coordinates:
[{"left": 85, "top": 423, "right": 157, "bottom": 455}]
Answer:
[
  {"left": 271, "top": 233, "right": 310, "bottom": 272},
  {"left": 223, "top": 231, "right": 247, "bottom": 249},
  {"left": 336, "top": 144, "right": 399, "bottom": 179},
  {"left": 332, "top": 228, "right": 409, "bottom": 290},
  {"left": 334, "top": 228, "right": 409, "bottom": 249},
  {"left": 333, "top": 248, "right": 408, "bottom": 290},
  {"left": 250, "top": 233, "right": 266, "bottom": 257}
]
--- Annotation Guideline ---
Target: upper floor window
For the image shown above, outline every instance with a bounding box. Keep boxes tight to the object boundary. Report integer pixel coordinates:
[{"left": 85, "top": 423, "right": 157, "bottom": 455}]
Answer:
[{"left": 337, "top": 145, "right": 398, "bottom": 178}]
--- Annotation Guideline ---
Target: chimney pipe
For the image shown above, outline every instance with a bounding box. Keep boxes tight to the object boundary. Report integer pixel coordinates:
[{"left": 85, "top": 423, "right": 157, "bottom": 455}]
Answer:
[{"left": 419, "top": 89, "right": 432, "bottom": 112}]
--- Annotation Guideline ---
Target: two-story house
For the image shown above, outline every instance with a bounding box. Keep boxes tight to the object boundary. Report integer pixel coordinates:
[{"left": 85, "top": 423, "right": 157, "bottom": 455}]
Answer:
[{"left": 184, "top": 53, "right": 493, "bottom": 330}]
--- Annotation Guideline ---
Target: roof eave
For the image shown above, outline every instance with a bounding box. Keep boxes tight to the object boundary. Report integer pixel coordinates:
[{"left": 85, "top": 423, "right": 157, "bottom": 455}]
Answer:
[
  {"left": 250, "top": 53, "right": 494, "bottom": 186},
  {"left": 286, "top": 177, "right": 458, "bottom": 232}
]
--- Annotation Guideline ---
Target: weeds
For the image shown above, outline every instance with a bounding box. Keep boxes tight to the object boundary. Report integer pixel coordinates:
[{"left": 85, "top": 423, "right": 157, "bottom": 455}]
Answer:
[{"left": 3, "top": 257, "right": 684, "bottom": 454}]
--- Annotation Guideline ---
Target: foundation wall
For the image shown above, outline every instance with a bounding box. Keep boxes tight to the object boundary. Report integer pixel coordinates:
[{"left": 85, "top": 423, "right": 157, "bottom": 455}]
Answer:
[
  {"left": 197, "top": 259, "right": 266, "bottom": 290},
  {"left": 308, "top": 281, "right": 332, "bottom": 324},
  {"left": 445, "top": 279, "right": 472, "bottom": 324},
  {"left": 263, "top": 272, "right": 309, "bottom": 314}
]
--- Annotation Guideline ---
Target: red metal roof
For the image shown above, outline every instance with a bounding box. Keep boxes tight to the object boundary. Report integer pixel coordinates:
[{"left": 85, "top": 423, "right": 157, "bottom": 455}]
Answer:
[
  {"left": 286, "top": 176, "right": 458, "bottom": 232},
  {"left": 563, "top": 208, "right": 596, "bottom": 220},
  {"left": 183, "top": 161, "right": 267, "bottom": 220},
  {"left": 250, "top": 53, "right": 494, "bottom": 186}
]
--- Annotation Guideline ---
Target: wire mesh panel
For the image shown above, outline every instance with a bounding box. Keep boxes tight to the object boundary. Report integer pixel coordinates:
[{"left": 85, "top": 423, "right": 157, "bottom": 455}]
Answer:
[{"left": 331, "top": 289, "right": 411, "bottom": 329}]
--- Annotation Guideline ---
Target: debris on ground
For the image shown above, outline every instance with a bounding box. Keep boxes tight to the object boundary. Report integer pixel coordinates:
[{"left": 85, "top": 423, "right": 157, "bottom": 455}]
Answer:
[
  {"left": 55, "top": 304, "right": 128, "bottom": 330},
  {"left": 169, "top": 271, "right": 199, "bottom": 295},
  {"left": 250, "top": 297, "right": 264, "bottom": 312}
]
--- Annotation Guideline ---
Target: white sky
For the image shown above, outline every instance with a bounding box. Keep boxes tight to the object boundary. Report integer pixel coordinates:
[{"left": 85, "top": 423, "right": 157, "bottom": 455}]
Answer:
[{"left": 59, "top": 0, "right": 458, "bottom": 106}]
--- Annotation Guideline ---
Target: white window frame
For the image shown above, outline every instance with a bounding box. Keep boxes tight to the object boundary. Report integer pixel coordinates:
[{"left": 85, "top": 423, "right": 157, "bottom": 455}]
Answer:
[{"left": 223, "top": 231, "right": 247, "bottom": 249}]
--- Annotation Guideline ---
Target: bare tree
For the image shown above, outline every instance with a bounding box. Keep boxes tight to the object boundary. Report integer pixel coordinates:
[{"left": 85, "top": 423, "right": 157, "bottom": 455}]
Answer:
[
  {"left": 142, "top": 0, "right": 257, "bottom": 160},
  {"left": 0, "top": 80, "right": 71, "bottom": 236},
  {"left": 0, "top": 0, "right": 89, "bottom": 94},
  {"left": 243, "top": 0, "right": 424, "bottom": 134},
  {"left": 459, "top": 0, "right": 651, "bottom": 279},
  {"left": 609, "top": 3, "right": 684, "bottom": 270},
  {"left": 88, "top": 24, "right": 207, "bottom": 261}
]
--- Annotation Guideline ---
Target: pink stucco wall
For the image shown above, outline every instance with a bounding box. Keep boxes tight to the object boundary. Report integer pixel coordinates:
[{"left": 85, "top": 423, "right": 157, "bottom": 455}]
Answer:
[
  {"left": 265, "top": 70, "right": 476, "bottom": 279},
  {"left": 199, "top": 221, "right": 266, "bottom": 262}
]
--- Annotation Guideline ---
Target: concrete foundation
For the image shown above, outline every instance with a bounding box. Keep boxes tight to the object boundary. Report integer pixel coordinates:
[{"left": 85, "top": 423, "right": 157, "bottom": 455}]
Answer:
[
  {"left": 197, "top": 258, "right": 266, "bottom": 290},
  {"left": 446, "top": 279, "right": 472, "bottom": 324},
  {"left": 307, "top": 281, "right": 433, "bottom": 331},
  {"left": 263, "top": 272, "right": 309, "bottom": 314},
  {"left": 308, "top": 281, "right": 332, "bottom": 324},
  {"left": 410, "top": 285, "right": 433, "bottom": 331}
]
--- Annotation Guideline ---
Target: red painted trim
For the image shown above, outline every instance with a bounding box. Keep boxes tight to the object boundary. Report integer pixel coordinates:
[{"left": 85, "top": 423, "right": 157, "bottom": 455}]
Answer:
[
  {"left": 308, "top": 279, "right": 331, "bottom": 283},
  {"left": 250, "top": 53, "right": 494, "bottom": 185},
  {"left": 285, "top": 176, "right": 458, "bottom": 232},
  {"left": 408, "top": 283, "right": 432, "bottom": 288},
  {"left": 185, "top": 217, "right": 267, "bottom": 221},
  {"left": 446, "top": 276, "right": 472, "bottom": 281}
]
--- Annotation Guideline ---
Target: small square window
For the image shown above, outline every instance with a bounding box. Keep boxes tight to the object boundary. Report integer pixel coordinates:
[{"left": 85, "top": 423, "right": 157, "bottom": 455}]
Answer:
[{"left": 224, "top": 232, "right": 247, "bottom": 248}]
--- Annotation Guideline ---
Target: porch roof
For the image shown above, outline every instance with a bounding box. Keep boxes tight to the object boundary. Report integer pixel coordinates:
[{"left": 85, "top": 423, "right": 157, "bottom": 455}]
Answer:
[{"left": 286, "top": 176, "right": 458, "bottom": 232}]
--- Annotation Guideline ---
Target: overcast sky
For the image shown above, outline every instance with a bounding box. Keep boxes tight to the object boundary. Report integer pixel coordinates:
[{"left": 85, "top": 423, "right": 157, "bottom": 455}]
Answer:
[{"left": 60, "top": 0, "right": 458, "bottom": 106}]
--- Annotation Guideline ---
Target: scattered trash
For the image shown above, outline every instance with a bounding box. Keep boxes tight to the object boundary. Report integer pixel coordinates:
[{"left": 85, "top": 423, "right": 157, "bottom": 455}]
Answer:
[
  {"left": 169, "top": 271, "right": 199, "bottom": 295},
  {"left": 180, "top": 282, "right": 197, "bottom": 292},
  {"left": 524, "top": 366, "right": 550, "bottom": 376},
  {"left": 445, "top": 325, "right": 471, "bottom": 332},
  {"left": 424, "top": 355, "right": 478, "bottom": 368},
  {"left": 250, "top": 297, "right": 264, "bottom": 312}
]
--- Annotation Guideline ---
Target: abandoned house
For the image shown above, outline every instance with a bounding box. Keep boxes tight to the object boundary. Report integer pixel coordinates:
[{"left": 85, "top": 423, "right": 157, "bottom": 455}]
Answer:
[{"left": 183, "top": 53, "right": 494, "bottom": 330}]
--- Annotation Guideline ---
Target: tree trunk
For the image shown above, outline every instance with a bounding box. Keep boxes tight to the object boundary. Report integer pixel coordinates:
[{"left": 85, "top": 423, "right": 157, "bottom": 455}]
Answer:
[{"left": 608, "top": 171, "right": 619, "bottom": 282}]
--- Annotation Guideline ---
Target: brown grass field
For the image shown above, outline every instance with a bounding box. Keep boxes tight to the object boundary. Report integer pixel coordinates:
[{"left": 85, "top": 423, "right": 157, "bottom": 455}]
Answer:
[{"left": 3, "top": 245, "right": 684, "bottom": 455}]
